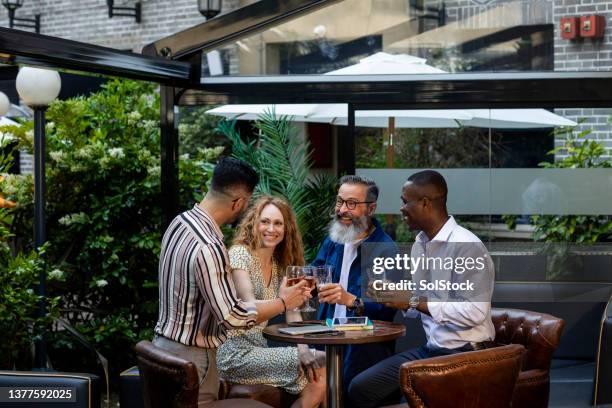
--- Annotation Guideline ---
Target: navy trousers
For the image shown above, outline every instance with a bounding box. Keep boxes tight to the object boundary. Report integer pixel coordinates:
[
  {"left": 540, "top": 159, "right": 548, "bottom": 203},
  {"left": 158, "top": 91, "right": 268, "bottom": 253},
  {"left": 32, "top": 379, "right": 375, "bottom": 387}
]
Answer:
[{"left": 348, "top": 344, "right": 473, "bottom": 408}]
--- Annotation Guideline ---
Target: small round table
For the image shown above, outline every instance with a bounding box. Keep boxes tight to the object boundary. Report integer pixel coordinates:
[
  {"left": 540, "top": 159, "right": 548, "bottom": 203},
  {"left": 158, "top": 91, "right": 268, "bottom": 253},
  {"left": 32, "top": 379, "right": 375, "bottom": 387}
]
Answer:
[{"left": 263, "top": 321, "right": 405, "bottom": 408}]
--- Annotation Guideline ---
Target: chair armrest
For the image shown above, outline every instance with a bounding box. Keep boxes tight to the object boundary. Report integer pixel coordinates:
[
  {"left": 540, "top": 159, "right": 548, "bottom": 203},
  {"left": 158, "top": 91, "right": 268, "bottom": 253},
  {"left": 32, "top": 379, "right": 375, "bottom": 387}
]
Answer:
[
  {"left": 517, "top": 369, "right": 549, "bottom": 386},
  {"left": 513, "top": 369, "right": 550, "bottom": 408},
  {"left": 399, "top": 345, "right": 525, "bottom": 408}
]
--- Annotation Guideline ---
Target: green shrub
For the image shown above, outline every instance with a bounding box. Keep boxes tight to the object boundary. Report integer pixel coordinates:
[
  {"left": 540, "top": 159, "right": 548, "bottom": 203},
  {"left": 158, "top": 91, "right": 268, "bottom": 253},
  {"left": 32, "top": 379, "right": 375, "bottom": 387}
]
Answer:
[
  {"left": 1, "top": 79, "right": 221, "bottom": 375},
  {"left": 0, "top": 146, "right": 59, "bottom": 369},
  {"left": 532, "top": 123, "right": 611, "bottom": 243},
  {"left": 503, "top": 122, "right": 612, "bottom": 243}
]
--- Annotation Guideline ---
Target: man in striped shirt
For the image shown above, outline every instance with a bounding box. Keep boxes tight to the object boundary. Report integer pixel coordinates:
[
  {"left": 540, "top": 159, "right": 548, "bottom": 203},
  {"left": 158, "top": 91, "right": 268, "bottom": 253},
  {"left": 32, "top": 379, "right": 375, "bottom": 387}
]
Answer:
[{"left": 154, "top": 157, "right": 310, "bottom": 405}]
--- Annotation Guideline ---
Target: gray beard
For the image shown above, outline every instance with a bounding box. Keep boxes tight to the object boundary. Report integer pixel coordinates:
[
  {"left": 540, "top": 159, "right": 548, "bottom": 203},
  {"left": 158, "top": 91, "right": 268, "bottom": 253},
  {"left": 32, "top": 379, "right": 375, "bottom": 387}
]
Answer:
[{"left": 328, "top": 215, "right": 370, "bottom": 244}]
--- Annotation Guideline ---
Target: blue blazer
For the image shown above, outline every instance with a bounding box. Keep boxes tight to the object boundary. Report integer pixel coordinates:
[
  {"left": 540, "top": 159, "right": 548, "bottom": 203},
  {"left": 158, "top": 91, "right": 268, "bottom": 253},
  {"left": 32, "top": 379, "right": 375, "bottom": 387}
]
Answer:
[{"left": 312, "top": 218, "right": 398, "bottom": 388}]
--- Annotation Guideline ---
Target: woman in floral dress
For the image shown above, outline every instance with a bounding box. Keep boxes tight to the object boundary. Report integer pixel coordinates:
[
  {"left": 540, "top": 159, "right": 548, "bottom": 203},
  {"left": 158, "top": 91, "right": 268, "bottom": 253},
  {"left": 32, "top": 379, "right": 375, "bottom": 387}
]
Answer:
[{"left": 217, "top": 196, "right": 326, "bottom": 408}]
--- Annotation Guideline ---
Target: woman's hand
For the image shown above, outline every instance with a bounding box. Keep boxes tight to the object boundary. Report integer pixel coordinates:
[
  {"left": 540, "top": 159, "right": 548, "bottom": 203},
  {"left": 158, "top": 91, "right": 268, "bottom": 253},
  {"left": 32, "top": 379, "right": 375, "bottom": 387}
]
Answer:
[
  {"left": 297, "top": 345, "right": 326, "bottom": 382},
  {"left": 278, "top": 277, "right": 312, "bottom": 310}
]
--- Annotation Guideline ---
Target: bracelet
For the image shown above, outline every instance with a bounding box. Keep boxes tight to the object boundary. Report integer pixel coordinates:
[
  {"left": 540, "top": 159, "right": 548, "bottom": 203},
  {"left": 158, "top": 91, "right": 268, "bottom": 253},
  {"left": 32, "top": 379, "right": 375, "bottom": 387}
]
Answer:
[{"left": 279, "top": 297, "right": 287, "bottom": 313}]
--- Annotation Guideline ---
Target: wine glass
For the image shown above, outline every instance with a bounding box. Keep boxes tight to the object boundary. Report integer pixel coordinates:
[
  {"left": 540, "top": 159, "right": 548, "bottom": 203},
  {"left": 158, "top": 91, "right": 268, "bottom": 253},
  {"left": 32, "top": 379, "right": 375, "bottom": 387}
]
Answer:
[
  {"left": 285, "top": 265, "right": 304, "bottom": 312},
  {"left": 315, "top": 265, "right": 334, "bottom": 291},
  {"left": 314, "top": 265, "right": 334, "bottom": 310},
  {"left": 300, "top": 266, "right": 317, "bottom": 312}
]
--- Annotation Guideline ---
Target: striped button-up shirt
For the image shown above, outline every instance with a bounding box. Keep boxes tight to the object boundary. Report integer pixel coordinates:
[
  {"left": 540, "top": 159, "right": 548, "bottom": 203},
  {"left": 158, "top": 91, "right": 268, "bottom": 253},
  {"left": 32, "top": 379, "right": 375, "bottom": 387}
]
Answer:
[{"left": 155, "top": 204, "right": 257, "bottom": 348}]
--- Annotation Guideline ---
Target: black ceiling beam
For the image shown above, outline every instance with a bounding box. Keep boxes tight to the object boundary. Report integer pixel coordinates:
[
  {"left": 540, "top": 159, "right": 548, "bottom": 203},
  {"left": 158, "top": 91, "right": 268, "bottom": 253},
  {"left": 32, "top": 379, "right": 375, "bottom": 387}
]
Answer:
[
  {"left": 142, "top": 0, "right": 342, "bottom": 59},
  {"left": 178, "top": 72, "right": 612, "bottom": 108},
  {"left": 0, "top": 28, "right": 192, "bottom": 84},
  {"left": 460, "top": 24, "right": 553, "bottom": 54}
]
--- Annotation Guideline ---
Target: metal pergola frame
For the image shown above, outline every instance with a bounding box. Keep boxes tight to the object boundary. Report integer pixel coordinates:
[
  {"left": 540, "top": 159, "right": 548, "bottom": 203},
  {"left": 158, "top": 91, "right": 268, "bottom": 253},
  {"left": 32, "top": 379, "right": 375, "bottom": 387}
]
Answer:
[{"left": 1, "top": 0, "right": 612, "bottom": 228}]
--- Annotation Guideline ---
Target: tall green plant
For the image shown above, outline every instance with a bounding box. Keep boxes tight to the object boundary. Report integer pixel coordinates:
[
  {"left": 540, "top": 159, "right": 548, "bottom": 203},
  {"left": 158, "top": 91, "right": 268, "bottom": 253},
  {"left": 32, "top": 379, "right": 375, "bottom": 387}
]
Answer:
[{"left": 218, "top": 110, "right": 337, "bottom": 261}]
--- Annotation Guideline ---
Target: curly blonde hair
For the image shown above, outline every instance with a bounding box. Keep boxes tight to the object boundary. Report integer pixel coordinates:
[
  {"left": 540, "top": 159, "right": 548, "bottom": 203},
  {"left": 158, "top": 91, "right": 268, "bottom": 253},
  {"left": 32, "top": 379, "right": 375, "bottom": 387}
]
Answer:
[{"left": 233, "top": 196, "right": 305, "bottom": 271}]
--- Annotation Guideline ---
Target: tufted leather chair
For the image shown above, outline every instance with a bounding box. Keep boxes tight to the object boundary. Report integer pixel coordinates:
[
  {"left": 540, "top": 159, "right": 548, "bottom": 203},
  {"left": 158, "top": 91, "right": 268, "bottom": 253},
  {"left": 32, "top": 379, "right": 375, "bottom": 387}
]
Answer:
[
  {"left": 135, "top": 341, "right": 272, "bottom": 408},
  {"left": 135, "top": 340, "right": 200, "bottom": 408},
  {"left": 398, "top": 344, "right": 525, "bottom": 408},
  {"left": 491, "top": 308, "right": 565, "bottom": 408}
]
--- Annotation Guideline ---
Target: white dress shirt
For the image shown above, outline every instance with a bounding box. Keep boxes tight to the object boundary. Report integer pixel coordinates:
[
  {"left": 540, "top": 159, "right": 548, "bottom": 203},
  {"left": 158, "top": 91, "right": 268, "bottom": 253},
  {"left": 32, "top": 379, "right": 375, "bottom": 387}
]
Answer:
[
  {"left": 333, "top": 241, "right": 358, "bottom": 319},
  {"left": 403, "top": 216, "right": 495, "bottom": 350}
]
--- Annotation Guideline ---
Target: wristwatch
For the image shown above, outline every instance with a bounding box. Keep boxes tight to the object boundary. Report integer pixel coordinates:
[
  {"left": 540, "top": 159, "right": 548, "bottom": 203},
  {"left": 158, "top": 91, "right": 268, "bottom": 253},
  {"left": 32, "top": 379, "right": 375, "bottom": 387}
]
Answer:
[
  {"left": 409, "top": 294, "right": 420, "bottom": 310},
  {"left": 347, "top": 296, "right": 364, "bottom": 316},
  {"left": 349, "top": 296, "right": 363, "bottom": 310}
]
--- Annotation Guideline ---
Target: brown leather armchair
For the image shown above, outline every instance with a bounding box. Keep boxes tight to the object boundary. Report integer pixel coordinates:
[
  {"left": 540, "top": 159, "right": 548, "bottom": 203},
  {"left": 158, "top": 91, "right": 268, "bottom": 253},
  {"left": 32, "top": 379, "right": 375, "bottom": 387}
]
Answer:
[
  {"left": 135, "top": 340, "right": 199, "bottom": 408},
  {"left": 398, "top": 344, "right": 525, "bottom": 408},
  {"left": 135, "top": 341, "right": 271, "bottom": 408},
  {"left": 491, "top": 308, "right": 565, "bottom": 408}
]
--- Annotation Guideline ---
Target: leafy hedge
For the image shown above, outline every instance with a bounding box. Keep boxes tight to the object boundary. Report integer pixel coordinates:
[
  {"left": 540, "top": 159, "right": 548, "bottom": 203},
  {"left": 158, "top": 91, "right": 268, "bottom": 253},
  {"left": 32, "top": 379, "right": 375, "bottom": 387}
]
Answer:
[{"left": 0, "top": 79, "right": 221, "bottom": 376}]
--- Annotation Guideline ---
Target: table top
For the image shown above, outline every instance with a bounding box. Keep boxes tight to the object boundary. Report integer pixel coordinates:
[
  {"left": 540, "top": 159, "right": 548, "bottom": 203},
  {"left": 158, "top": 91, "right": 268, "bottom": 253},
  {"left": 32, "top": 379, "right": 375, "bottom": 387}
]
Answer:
[{"left": 262, "top": 321, "right": 406, "bottom": 345}]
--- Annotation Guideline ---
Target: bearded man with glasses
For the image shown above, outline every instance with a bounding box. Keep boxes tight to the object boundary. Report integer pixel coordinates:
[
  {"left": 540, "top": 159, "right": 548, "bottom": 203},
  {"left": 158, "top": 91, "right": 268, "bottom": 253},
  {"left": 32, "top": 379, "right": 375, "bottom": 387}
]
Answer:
[{"left": 311, "top": 175, "right": 397, "bottom": 403}]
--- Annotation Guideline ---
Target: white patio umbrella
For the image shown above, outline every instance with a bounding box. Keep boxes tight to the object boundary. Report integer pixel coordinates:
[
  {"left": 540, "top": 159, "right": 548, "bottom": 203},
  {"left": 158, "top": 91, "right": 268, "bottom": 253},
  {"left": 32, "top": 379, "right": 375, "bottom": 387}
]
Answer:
[
  {"left": 206, "top": 52, "right": 576, "bottom": 129},
  {"left": 0, "top": 117, "right": 19, "bottom": 126},
  {"left": 208, "top": 104, "right": 472, "bottom": 128},
  {"left": 207, "top": 103, "right": 576, "bottom": 129},
  {"left": 0, "top": 116, "right": 20, "bottom": 145}
]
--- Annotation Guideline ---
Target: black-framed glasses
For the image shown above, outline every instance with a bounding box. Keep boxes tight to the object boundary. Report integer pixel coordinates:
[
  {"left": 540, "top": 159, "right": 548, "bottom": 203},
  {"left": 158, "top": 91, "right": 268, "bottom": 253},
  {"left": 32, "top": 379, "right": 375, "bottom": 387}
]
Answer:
[{"left": 335, "top": 197, "right": 374, "bottom": 210}]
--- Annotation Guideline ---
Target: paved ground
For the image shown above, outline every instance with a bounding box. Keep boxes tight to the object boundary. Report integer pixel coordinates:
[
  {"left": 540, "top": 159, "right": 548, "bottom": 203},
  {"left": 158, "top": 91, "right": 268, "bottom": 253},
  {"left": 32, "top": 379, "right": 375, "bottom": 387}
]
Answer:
[{"left": 549, "top": 360, "right": 611, "bottom": 407}]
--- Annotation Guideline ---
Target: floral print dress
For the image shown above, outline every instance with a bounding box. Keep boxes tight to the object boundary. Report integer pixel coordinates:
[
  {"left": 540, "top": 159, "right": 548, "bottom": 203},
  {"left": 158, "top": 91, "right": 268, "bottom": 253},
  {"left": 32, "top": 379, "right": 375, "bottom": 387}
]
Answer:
[{"left": 216, "top": 245, "right": 308, "bottom": 394}]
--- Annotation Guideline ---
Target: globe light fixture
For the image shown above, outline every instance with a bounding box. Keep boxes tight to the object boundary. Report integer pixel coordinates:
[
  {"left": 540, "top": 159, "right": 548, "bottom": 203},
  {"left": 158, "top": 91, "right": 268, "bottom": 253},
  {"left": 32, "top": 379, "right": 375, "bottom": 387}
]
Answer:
[
  {"left": 16, "top": 67, "right": 61, "bottom": 107},
  {"left": 16, "top": 66, "right": 61, "bottom": 370},
  {"left": 198, "top": 0, "right": 221, "bottom": 19},
  {"left": 0, "top": 91, "right": 10, "bottom": 116}
]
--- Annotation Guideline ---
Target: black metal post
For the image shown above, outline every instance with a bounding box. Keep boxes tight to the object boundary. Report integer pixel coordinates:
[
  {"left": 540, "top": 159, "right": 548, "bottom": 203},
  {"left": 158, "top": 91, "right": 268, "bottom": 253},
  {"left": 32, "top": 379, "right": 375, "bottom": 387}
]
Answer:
[
  {"left": 325, "top": 344, "right": 344, "bottom": 408},
  {"left": 7, "top": 8, "right": 15, "bottom": 28},
  {"left": 336, "top": 103, "right": 356, "bottom": 176},
  {"left": 160, "top": 85, "right": 179, "bottom": 230},
  {"left": 33, "top": 106, "right": 47, "bottom": 370}
]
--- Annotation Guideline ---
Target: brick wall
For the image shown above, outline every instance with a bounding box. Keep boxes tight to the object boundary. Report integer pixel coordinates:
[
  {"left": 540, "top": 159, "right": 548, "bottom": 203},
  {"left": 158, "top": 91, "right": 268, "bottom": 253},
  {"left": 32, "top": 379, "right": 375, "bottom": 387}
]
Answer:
[
  {"left": 0, "top": 0, "right": 240, "bottom": 52},
  {"left": 440, "top": 0, "right": 611, "bottom": 162},
  {"left": 553, "top": 0, "right": 612, "bottom": 161},
  {"left": 1, "top": 0, "right": 242, "bottom": 174}
]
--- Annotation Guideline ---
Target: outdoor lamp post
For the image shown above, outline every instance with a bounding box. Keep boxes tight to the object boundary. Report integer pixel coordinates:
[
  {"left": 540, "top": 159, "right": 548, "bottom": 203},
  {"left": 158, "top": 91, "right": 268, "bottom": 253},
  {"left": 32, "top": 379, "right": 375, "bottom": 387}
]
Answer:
[
  {"left": 16, "top": 66, "right": 61, "bottom": 369},
  {"left": 2, "top": 0, "right": 41, "bottom": 33},
  {"left": 198, "top": 0, "right": 221, "bottom": 19},
  {"left": 0, "top": 91, "right": 9, "bottom": 116}
]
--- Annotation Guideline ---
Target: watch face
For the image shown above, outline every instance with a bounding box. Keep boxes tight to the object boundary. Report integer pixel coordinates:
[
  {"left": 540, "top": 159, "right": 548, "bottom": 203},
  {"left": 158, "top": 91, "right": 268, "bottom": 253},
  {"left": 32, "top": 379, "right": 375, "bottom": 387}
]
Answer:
[{"left": 409, "top": 296, "right": 419, "bottom": 308}]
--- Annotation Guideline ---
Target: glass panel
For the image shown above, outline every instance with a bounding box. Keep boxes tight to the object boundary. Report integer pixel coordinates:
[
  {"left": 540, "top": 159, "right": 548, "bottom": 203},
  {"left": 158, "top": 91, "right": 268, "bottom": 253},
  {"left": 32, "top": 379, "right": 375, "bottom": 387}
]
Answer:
[
  {"left": 353, "top": 106, "right": 612, "bottom": 303},
  {"left": 358, "top": 168, "right": 612, "bottom": 215},
  {"left": 203, "top": 0, "right": 559, "bottom": 77}
]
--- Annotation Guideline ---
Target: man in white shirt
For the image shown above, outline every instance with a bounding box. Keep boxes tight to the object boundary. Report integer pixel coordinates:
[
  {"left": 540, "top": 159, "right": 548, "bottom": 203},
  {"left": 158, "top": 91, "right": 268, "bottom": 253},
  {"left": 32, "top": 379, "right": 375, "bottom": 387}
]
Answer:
[{"left": 348, "top": 170, "right": 495, "bottom": 408}]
